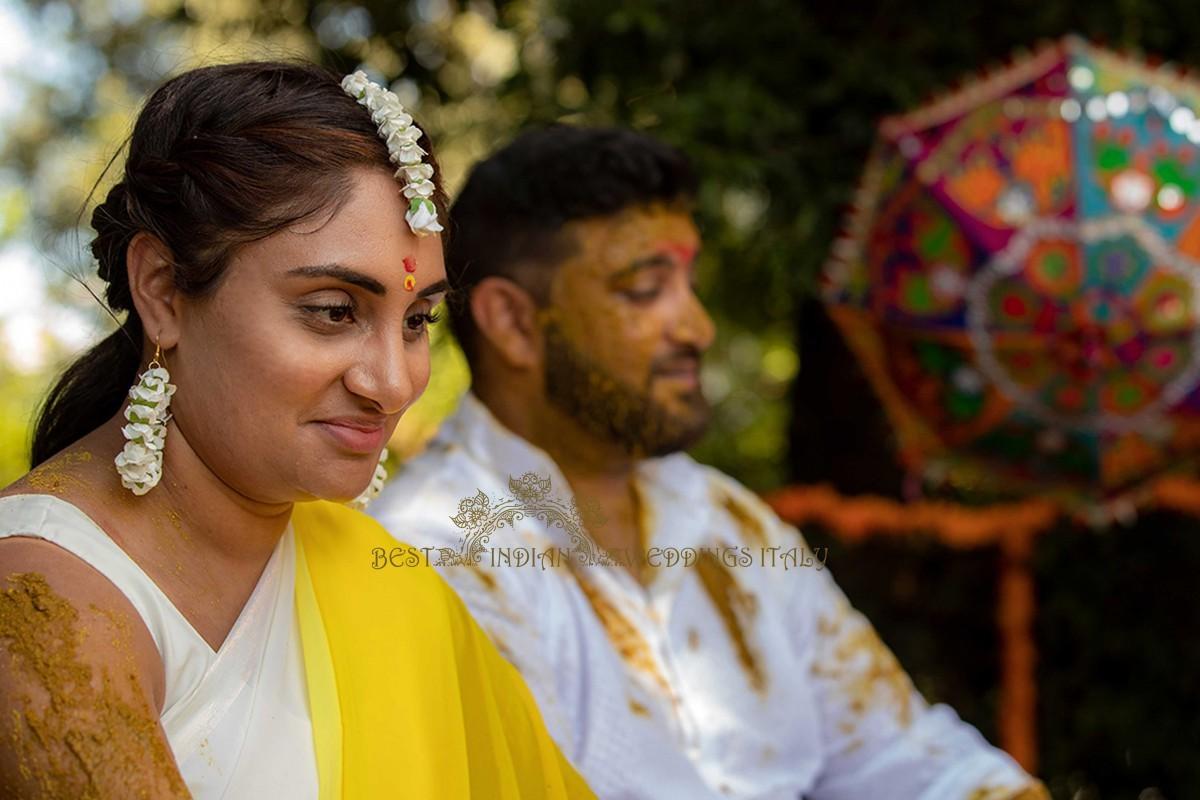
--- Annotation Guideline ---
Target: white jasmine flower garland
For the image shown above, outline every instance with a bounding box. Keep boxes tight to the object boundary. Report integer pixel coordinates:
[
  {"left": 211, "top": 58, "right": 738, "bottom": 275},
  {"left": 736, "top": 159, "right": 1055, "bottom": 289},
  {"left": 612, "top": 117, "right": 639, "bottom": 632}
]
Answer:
[
  {"left": 114, "top": 365, "right": 176, "bottom": 495},
  {"left": 348, "top": 448, "right": 389, "bottom": 511},
  {"left": 341, "top": 71, "right": 443, "bottom": 236}
]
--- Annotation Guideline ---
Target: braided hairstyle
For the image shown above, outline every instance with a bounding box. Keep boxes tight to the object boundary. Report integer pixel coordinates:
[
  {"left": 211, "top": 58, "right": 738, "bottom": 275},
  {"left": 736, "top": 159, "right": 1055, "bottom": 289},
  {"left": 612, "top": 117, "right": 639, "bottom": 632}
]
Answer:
[{"left": 31, "top": 61, "right": 447, "bottom": 466}]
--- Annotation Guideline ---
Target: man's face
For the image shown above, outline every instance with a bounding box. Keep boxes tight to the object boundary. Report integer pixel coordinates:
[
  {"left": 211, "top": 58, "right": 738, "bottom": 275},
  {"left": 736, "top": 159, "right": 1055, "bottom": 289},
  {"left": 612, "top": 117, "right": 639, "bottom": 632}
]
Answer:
[{"left": 539, "top": 202, "right": 716, "bottom": 458}]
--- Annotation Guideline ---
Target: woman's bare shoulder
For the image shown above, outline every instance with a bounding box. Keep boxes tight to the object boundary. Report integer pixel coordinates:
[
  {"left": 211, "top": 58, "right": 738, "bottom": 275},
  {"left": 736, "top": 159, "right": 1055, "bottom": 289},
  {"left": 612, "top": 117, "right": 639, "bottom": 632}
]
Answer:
[
  {"left": 0, "top": 432, "right": 117, "bottom": 498},
  {"left": 0, "top": 533, "right": 187, "bottom": 798}
]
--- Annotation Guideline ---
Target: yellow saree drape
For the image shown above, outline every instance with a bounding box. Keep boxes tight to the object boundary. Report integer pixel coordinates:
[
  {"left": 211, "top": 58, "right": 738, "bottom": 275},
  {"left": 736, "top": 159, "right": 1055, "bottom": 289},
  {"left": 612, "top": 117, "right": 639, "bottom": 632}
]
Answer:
[{"left": 291, "top": 501, "right": 595, "bottom": 799}]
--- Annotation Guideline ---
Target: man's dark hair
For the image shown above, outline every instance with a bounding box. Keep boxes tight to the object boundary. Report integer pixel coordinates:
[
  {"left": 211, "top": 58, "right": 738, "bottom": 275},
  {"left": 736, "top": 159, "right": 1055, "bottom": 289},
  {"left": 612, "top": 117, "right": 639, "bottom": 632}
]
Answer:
[{"left": 446, "top": 125, "right": 697, "bottom": 366}]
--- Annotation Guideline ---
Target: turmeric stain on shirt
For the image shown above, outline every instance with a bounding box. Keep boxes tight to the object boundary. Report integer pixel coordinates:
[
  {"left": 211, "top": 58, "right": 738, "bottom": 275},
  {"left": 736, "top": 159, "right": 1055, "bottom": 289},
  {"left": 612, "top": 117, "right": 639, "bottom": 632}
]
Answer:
[
  {"left": 967, "top": 785, "right": 1052, "bottom": 800},
  {"left": 567, "top": 566, "right": 673, "bottom": 698},
  {"left": 466, "top": 562, "right": 498, "bottom": 592},
  {"left": 811, "top": 598, "right": 915, "bottom": 729},
  {"left": 628, "top": 698, "right": 651, "bottom": 717},
  {"left": 715, "top": 489, "right": 769, "bottom": 550},
  {"left": 694, "top": 551, "right": 766, "bottom": 694}
]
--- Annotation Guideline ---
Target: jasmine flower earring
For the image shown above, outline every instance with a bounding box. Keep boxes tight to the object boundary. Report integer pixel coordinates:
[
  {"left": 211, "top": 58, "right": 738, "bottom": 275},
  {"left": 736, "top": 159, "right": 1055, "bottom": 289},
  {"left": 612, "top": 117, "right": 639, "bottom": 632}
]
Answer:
[
  {"left": 348, "top": 448, "right": 389, "bottom": 511},
  {"left": 115, "top": 339, "right": 176, "bottom": 496}
]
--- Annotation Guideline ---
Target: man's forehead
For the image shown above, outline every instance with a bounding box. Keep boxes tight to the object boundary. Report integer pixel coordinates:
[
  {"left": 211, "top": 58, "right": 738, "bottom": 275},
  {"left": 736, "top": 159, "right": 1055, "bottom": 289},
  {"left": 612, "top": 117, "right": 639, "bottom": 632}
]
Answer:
[{"left": 560, "top": 204, "right": 700, "bottom": 272}]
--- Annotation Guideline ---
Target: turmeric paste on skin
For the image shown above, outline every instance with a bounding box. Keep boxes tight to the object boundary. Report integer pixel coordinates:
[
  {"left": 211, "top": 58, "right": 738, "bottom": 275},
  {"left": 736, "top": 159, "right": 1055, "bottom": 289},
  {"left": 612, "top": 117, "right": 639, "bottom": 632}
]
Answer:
[{"left": 0, "top": 571, "right": 190, "bottom": 799}]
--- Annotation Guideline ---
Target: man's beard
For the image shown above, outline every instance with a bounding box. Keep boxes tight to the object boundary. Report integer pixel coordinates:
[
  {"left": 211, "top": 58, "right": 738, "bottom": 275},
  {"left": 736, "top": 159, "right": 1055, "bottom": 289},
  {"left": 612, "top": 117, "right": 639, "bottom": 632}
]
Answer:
[{"left": 542, "top": 321, "right": 710, "bottom": 458}]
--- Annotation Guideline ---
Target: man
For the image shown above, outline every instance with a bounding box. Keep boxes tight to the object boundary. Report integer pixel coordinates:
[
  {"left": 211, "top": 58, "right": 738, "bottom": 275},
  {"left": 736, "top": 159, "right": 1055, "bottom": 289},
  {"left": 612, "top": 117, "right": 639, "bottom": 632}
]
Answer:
[{"left": 371, "top": 126, "right": 1047, "bottom": 799}]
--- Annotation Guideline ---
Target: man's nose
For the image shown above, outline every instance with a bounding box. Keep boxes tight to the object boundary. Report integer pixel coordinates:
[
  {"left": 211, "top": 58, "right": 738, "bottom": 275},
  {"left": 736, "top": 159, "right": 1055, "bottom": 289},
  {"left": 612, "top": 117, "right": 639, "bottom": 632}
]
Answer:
[{"left": 672, "top": 288, "right": 716, "bottom": 352}]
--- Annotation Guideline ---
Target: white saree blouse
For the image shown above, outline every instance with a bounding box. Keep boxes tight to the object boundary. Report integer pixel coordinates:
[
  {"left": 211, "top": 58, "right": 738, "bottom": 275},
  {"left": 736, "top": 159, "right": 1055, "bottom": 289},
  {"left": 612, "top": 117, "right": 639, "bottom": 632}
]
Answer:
[{"left": 0, "top": 493, "right": 318, "bottom": 799}]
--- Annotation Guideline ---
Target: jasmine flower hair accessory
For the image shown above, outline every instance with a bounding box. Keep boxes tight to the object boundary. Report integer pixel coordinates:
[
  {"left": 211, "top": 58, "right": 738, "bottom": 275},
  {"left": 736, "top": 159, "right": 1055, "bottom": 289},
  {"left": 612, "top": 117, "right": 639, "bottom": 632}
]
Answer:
[{"left": 341, "top": 70, "right": 443, "bottom": 236}]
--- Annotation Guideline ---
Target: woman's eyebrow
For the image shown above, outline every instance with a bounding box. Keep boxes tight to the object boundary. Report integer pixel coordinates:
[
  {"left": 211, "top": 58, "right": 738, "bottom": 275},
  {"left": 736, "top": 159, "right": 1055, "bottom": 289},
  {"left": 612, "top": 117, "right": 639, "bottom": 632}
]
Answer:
[
  {"left": 287, "top": 264, "right": 387, "bottom": 295},
  {"left": 418, "top": 279, "right": 450, "bottom": 299}
]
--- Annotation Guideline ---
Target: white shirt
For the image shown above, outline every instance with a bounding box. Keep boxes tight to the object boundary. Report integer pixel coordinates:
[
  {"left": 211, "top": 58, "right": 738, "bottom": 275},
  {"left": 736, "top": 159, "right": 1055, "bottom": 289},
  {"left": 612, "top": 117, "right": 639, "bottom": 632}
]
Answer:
[
  {"left": 371, "top": 393, "right": 1043, "bottom": 800},
  {"left": 0, "top": 493, "right": 319, "bottom": 799}
]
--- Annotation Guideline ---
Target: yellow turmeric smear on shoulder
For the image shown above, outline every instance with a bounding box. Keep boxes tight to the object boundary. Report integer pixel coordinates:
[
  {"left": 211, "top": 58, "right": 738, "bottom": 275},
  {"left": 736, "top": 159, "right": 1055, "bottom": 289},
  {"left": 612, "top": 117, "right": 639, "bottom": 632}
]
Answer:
[
  {"left": 24, "top": 450, "right": 93, "bottom": 496},
  {"left": 0, "top": 572, "right": 189, "bottom": 799}
]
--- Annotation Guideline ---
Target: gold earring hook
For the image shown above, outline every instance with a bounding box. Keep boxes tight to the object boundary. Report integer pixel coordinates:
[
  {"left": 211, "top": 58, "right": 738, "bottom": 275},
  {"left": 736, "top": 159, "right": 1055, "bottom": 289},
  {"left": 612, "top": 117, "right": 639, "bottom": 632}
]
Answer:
[{"left": 150, "top": 338, "right": 167, "bottom": 370}]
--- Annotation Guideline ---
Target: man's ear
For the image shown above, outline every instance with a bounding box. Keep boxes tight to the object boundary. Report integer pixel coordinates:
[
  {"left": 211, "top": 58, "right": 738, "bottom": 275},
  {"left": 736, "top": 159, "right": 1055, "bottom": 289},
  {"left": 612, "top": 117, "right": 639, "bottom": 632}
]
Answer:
[
  {"left": 126, "top": 232, "right": 182, "bottom": 350},
  {"left": 470, "top": 276, "right": 542, "bottom": 370}
]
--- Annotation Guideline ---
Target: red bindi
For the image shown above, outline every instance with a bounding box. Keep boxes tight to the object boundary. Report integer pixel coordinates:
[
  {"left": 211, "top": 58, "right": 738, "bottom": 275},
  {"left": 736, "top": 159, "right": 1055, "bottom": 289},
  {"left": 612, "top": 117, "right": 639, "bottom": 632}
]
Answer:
[
  {"left": 661, "top": 241, "right": 698, "bottom": 266},
  {"left": 403, "top": 256, "right": 418, "bottom": 273}
]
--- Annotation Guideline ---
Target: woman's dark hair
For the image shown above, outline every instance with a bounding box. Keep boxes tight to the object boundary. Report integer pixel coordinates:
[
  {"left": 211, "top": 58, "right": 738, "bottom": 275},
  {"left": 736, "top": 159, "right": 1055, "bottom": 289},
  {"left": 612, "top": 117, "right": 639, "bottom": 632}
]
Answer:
[
  {"left": 31, "top": 61, "right": 446, "bottom": 467},
  {"left": 444, "top": 124, "right": 697, "bottom": 367}
]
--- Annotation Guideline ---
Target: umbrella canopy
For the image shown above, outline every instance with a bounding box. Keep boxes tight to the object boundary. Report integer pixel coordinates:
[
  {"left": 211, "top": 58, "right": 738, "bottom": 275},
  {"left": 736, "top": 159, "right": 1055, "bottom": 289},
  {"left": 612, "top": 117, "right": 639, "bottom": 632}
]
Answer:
[{"left": 823, "top": 35, "right": 1200, "bottom": 522}]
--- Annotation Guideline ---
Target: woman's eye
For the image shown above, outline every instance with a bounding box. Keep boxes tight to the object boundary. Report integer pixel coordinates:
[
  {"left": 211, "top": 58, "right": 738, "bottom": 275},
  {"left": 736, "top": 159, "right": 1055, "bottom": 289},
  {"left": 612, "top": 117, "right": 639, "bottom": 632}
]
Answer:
[
  {"left": 304, "top": 303, "right": 356, "bottom": 325},
  {"left": 405, "top": 308, "right": 443, "bottom": 335}
]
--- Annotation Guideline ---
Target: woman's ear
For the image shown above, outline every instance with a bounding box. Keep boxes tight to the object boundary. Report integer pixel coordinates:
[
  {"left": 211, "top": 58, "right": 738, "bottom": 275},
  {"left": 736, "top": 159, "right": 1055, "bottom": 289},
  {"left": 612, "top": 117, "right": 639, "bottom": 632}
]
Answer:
[
  {"left": 126, "top": 232, "right": 182, "bottom": 349},
  {"left": 469, "top": 276, "right": 542, "bottom": 370}
]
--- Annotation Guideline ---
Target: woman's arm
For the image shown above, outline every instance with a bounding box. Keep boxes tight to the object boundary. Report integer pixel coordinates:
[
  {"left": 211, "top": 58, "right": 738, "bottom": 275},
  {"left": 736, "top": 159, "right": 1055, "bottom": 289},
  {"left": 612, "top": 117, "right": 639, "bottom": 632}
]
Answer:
[{"left": 0, "top": 537, "right": 192, "bottom": 799}]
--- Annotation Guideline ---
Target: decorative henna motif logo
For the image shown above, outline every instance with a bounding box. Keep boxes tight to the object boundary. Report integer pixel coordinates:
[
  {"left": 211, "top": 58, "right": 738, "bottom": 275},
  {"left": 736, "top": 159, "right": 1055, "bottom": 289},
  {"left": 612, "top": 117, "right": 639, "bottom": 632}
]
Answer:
[{"left": 440, "top": 472, "right": 615, "bottom": 566}]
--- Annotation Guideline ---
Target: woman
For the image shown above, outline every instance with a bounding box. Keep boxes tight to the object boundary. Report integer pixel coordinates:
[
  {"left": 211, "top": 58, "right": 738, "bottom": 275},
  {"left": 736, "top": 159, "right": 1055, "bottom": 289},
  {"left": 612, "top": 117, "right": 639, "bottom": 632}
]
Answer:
[{"left": 0, "top": 61, "right": 593, "bottom": 799}]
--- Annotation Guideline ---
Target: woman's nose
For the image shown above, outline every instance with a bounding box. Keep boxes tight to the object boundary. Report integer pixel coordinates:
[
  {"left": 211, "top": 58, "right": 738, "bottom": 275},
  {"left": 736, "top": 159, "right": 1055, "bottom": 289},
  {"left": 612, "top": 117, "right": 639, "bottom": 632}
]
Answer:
[{"left": 343, "top": 330, "right": 414, "bottom": 415}]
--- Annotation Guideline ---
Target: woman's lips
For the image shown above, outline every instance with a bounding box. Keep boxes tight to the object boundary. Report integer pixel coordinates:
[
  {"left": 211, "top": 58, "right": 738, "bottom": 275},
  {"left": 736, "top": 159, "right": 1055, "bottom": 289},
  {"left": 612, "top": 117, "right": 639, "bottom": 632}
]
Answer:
[{"left": 315, "top": 419, "right": 388, "bottom": 454}]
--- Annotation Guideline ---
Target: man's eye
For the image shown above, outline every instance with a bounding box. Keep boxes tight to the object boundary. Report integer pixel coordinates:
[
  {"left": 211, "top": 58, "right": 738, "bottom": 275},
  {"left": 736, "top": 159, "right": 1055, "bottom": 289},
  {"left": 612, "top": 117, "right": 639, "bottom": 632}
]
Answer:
[{"left": 624, "top": 285, "right": 663, "bottom": 302}]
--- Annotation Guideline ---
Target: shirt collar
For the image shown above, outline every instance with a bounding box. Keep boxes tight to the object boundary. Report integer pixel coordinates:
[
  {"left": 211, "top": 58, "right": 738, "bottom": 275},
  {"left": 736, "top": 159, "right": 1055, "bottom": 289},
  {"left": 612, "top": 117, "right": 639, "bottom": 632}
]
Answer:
[
  {"left": 436, "top": 391, "right": 573, "bottom": 493},
  {"left": 436, "top": 392, "right": 718, "bottom": 551}
]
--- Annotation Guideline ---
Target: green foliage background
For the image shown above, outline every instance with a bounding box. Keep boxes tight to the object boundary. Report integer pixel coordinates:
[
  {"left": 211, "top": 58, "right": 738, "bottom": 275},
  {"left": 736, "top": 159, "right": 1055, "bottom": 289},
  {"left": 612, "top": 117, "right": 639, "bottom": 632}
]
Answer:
[{"left": 3, "top": 0, "right": 1200, "bottom": 796}]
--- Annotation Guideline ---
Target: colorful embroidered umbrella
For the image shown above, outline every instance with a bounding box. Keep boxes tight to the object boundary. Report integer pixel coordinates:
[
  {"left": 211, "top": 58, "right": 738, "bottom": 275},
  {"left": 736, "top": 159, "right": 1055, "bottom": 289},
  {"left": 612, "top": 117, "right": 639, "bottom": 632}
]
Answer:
[
  {"left": 821, "top": 35, "right": 1200, "bottom": 524},
  {"left": 770, "top": 36, "right": 1200, "bottom": 773}
]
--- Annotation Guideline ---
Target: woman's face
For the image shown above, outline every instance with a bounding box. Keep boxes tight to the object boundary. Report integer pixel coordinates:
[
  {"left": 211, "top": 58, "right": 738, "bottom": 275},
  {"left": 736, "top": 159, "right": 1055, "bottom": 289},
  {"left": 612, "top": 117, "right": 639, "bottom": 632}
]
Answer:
[{"left": 168, "top": 167, "right": 447, "bottom": 505}]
